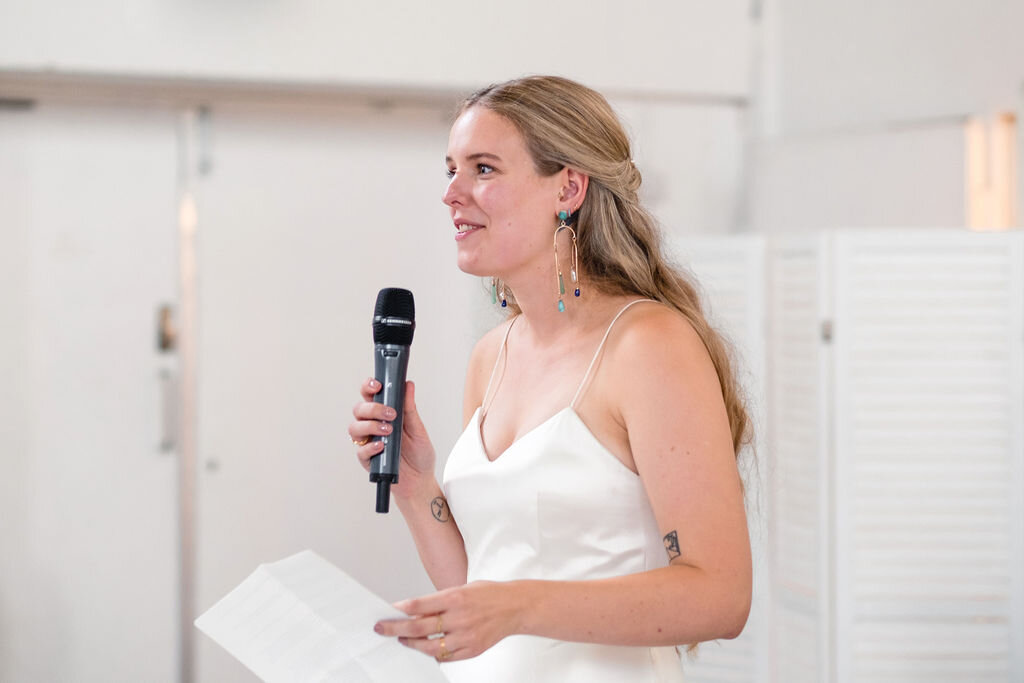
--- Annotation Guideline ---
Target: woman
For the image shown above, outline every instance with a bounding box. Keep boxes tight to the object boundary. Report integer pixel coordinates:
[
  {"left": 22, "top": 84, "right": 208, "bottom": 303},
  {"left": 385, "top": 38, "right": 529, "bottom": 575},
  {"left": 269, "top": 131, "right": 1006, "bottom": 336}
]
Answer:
[{"left": 349, "top": 75, "right": 752, "bottom": 682}]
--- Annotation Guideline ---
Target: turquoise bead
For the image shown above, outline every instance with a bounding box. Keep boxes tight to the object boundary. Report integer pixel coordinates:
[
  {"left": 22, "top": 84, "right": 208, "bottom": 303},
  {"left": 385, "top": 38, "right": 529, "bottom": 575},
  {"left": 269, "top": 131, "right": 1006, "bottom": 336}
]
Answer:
[
  {"left": 558, "top": 299, "right": 565, "bottom": 312},
  {"left": 558, "top": 210, "right": 568, "bottom": 221}
]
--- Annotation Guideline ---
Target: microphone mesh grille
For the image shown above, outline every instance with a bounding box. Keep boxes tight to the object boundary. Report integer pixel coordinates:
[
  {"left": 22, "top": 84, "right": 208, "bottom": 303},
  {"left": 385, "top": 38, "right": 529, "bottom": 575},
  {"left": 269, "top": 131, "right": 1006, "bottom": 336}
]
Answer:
[{"left": 372, "top": 288, "right": 415, "bottom": 345}]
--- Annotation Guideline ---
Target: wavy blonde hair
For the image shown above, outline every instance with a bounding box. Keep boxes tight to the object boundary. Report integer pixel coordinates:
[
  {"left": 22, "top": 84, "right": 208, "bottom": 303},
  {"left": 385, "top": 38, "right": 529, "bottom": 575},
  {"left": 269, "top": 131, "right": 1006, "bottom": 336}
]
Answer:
[{"left": 458, "top": 76, "right": 753, "bottom": 461}]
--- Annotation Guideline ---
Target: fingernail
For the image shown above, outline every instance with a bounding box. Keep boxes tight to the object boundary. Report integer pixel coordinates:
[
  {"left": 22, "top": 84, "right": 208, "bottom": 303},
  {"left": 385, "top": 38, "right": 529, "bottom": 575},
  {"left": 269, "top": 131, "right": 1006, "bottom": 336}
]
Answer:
[
  {"left": 373, "top": 623, "right": 383, "bottom": 634},
  {"left": 380, "top": 422, "right": 391, "bottom": 433},
  {"left": 386, "top": 408, "right": 397, "bottom": 419},
  {"left": 370, "top": 380, "right": 380, "bottom": 389}
]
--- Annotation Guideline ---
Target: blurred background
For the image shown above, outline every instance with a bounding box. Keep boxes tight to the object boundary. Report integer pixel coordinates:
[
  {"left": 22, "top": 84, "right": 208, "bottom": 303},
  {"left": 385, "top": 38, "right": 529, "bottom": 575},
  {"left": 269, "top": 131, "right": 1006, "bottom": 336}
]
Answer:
[{"left": 1, "top": 1, "right": 1021, "bottom": 681}]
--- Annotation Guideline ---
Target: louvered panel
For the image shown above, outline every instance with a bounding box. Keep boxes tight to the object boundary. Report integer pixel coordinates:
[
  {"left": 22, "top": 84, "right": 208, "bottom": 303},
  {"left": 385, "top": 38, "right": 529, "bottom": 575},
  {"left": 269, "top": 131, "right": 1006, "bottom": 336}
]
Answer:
[
  {"left": 766, "top": 234, "right": 830, "bottom": 682},
  {"left": 831, "top": 230, "right": 1024, "bottom": 683},
  {"left": 667, "top": 236, "right": 768, "bottom": 683}
]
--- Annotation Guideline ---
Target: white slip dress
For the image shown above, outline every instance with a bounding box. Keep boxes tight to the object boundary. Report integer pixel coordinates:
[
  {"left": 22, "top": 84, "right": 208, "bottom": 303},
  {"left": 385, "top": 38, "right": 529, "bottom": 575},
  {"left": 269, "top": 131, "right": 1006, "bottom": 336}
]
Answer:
[{"left": 440, "top": 300, "right": 685, "bottom": 683}]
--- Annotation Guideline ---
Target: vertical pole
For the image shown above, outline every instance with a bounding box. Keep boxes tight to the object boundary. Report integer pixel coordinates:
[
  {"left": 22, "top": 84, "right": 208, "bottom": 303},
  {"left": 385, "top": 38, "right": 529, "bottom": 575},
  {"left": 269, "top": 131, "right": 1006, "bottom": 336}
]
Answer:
[{"left": 176, "top": 108, "right": 201, "bottom": 683}]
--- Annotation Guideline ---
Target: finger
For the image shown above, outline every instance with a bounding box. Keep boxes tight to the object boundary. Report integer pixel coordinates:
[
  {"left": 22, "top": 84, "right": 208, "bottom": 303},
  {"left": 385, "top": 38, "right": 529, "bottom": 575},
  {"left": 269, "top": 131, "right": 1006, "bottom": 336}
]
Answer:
[
  {"left": 375, "top": 613, "right": 444, "bottom": 639},
  {"left": 352, "top": 400, "right": 398, "bottom": 423},
  {"left": 360, "top": 377, "right": 382, "bottom": 402},
  {"left": 401, "top": 381, "right": 427, "bottom": 435},
  {"left": 396, "top": 635, "right": 466, "bottom": 662},
  {"left": 393, "top": 592, "right": 449, "bottom": 617},
  {"left": 353, "top": 439, "right": 385, "bottom": 470},
  {"left": 348, "top": 417, "right": 393, "bottom": 443}
]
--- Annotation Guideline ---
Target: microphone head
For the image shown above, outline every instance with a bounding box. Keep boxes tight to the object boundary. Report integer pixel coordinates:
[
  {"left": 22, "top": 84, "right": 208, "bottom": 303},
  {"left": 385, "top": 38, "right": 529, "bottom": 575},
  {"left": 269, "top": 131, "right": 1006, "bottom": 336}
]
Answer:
[{"left": 373, "top": 288, "right": 415, "bottom": 345}]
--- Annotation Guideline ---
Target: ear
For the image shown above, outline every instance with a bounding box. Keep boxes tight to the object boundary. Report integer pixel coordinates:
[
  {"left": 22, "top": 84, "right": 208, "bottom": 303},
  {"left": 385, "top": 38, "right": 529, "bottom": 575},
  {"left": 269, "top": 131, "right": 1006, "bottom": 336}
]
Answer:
[{"left": 557, "top": 168, "right": 589, "bottom": 215}]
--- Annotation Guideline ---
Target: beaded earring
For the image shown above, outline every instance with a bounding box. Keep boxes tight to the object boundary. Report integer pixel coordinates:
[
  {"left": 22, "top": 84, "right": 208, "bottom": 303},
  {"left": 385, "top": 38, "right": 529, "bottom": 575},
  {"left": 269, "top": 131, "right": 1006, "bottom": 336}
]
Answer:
[
  {"left": 553, "top": 210, "right": 580, "bottom": 312},
  {"left": 490, "top": 277, "right": 507, "bottom": 307}
]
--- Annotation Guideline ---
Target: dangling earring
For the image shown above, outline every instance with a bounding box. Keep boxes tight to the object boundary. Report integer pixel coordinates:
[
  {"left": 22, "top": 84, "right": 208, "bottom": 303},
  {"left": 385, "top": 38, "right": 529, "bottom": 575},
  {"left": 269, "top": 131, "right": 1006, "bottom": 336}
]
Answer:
[
  {"left": 553, "top": 210, "right": 580, "bottom": 313},
  {"left": 490, "top": 277, "right": 507, "bottom": 307}
]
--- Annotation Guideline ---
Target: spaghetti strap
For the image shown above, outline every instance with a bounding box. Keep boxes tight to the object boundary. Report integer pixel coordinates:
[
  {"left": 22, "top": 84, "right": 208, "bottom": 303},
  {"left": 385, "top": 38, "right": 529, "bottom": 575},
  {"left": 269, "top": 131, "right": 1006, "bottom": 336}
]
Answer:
[
  {"left": 481, "top": 317, "right": 518, "bottom": 419},
  {"left": 570, "top": 299, "right": 656, "bottom": 409}
]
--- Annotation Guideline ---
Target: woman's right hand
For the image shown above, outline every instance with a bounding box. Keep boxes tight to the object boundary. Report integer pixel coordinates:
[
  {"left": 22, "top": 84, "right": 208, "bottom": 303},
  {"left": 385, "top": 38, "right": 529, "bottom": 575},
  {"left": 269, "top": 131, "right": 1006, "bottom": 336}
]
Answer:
[{"left": 349, "top": 378, "right": 436, "bottom": 499}]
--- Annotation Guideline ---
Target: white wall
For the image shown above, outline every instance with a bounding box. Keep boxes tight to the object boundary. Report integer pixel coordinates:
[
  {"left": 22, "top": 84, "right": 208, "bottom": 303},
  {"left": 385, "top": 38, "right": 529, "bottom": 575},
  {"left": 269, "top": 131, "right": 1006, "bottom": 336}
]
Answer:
[
  {"left": 749, "top": 0, "right": 1024, "bottom": 233},
  {"left": 0, "top": 3, "right": 751, "bottom": 680},
  {"left": 751, "top": 122, "right": 966, "bottom": 233},
  {"left": 0, "top": 0, "right": 751, "bottom": 98},
  {"left": 0, "top": 102, "right": 182, "bottom": 682},
  {"left": 770, "top": 0, "right": 1024, "bottom": 134}
]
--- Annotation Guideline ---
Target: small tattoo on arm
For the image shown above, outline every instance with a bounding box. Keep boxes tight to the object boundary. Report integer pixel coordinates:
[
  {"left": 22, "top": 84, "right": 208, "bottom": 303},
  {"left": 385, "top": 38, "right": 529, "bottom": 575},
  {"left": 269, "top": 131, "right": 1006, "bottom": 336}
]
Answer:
[
  {"left": 663, "top": 530, "right": 681, "bottom": 561},
  {"left": 430, "top": 496, "right": 451, "bottom": 522}
]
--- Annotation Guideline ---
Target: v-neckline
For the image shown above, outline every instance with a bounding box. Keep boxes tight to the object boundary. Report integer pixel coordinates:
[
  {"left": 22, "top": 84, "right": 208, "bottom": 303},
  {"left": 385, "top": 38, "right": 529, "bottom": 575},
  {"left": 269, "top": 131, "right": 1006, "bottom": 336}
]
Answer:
[{"left": 474, "top": 405, "right": 573, "bottom": 464}]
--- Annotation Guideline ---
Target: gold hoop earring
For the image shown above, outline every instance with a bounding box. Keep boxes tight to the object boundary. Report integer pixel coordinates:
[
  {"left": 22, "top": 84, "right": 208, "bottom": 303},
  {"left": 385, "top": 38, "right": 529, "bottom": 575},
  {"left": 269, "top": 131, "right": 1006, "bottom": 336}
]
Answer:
[{"left": 553, "top": 211, "right": 580, "bottom": 313}]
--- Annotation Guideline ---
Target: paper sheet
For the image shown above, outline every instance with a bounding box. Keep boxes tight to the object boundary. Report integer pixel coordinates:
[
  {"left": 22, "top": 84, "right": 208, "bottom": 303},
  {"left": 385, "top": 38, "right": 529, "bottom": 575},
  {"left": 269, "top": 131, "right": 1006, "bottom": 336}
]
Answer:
[{"left": 195, "top": 550, "right": 448, "bottom": 682}]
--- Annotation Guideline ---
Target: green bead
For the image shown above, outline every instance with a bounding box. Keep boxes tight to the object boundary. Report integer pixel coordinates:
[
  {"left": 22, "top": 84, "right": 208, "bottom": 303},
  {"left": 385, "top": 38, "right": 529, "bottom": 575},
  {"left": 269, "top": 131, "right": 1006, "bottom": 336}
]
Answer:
[
  {"left": 491, "top": 282, "right": 497, "bottom": 304},
  {"left": 558, "top": 210, "right": 568, "bottom": 222},
  {"left": 558, "top": 299, "right": 565, "bottom": 313},
  {"left": 558, "top": 273, "right": 565, "bottom": 295}
]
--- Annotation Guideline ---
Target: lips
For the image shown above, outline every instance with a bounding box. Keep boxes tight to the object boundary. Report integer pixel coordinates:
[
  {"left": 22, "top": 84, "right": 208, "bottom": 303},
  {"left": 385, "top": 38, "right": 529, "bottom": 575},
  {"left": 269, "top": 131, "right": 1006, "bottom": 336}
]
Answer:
[{"left": 454, "top": 221, "right": 484, "bottom": 241}]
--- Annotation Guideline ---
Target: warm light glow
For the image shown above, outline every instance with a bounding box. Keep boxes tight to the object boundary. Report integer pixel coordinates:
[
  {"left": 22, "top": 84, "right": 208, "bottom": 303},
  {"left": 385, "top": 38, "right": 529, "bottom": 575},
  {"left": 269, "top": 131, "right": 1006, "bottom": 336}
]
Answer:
[
  {"left": 966, "top": 113, "right": 1018, "bottom": 231},
  {"left": 178, "top": 191, "right": 198, "bottom": 236}
]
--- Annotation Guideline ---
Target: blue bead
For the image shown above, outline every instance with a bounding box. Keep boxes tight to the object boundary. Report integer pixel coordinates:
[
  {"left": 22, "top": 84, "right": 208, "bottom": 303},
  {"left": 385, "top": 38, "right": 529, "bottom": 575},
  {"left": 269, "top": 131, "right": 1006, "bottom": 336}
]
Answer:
[
  {"left": 557, "top": 299, "right": 565, "bottom": 312},
  {"left": 574, "top": 288, "right": 580, "bottom": 297},
  {"left": 501, "top": 300, "right": 507, "bottom": 307}
]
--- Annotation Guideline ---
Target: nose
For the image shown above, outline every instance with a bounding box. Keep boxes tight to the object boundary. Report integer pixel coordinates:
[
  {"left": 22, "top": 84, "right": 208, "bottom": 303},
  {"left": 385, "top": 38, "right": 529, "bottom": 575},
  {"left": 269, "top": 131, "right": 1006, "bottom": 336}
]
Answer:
[{"left": 442, "top": 172, "right": 467, "bottom": 208}]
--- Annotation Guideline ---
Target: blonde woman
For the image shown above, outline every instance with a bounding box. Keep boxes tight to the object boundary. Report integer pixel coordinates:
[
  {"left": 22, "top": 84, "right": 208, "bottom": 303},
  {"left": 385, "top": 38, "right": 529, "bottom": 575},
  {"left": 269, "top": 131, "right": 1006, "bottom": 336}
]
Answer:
[{"left": 349, "top": 76, "right": 752, "bottom": 682}]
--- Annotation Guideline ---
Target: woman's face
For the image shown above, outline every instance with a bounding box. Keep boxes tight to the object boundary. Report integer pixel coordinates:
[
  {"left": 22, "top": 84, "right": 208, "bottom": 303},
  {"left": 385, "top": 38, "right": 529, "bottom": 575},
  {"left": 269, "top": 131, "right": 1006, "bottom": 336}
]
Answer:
[{"left": 443, "top": 106, "right": 562, "bottom": 281}]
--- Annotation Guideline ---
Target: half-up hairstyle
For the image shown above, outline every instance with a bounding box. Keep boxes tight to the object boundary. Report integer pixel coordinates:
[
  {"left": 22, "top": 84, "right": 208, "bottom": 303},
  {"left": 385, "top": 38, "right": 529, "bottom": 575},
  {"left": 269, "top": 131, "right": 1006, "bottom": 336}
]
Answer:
[{"left": 457, "top": 75, "right": 753, "bottom": 462}]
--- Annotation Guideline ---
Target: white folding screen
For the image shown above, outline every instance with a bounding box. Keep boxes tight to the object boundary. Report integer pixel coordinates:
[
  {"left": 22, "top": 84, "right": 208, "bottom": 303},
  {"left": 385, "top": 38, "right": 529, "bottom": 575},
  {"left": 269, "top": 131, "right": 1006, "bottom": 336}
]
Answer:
[
  {"left": 829, "top": 230, "right": 1024, "bottom": 682},
  {"left": 767, "top": 229, "right": 1024, "bottom": 683},
  {"left": 668, "top": 235, "right": 770, "bottom": 682},
  {"left": 767, "top": 233, "right": 833, "bottom": 682}
]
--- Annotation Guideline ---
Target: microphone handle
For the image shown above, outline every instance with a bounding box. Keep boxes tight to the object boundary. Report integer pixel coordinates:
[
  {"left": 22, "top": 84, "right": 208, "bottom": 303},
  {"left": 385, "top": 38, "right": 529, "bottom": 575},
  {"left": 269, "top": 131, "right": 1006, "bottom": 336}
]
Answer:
[{"left": 370, "top": 343, "right": 409, "bottom": 512}]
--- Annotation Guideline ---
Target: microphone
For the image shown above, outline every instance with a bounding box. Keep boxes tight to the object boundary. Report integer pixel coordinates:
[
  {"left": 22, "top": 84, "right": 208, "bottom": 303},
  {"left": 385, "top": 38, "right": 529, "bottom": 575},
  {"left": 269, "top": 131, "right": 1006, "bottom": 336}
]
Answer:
[{"left": 369, "top": 288, "right": 415, "bottom": 513}]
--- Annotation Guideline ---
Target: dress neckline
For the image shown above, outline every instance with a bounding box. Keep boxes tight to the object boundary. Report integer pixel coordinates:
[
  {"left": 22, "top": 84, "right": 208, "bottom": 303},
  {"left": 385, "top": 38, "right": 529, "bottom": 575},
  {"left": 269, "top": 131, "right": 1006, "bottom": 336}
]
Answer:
[
  {"left": 469, "top": 405, "right": 640, "bottom": 475},
  {"left": 476, "top": 299, "right": 656, "bottom": 464}
]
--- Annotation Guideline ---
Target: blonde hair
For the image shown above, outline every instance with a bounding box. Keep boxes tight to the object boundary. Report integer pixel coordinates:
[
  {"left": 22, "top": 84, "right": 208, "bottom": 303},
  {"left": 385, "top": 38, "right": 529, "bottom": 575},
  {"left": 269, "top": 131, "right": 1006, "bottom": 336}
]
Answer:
[{"left": 458, "top": 76, "right": 753, "bottom": 461}]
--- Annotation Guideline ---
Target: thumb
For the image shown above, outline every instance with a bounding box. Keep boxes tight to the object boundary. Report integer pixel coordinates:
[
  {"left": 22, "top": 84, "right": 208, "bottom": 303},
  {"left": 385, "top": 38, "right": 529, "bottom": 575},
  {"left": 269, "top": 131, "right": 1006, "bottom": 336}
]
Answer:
[{"left": 403, "top": 381, "right": 425, "bottom": 432}]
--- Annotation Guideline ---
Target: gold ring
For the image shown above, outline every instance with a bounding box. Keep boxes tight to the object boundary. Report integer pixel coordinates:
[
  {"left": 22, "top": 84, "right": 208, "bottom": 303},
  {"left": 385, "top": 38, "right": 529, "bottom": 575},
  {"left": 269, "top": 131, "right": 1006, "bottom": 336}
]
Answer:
[
  {"left": 435, "top": 614, "right": 444, "bottom": 636},
  {"left": 352, "top": 436, "right": 371, "bottom": 446},
  {"left": 438, "top": 637, "right": 451, "bottom": 661}
]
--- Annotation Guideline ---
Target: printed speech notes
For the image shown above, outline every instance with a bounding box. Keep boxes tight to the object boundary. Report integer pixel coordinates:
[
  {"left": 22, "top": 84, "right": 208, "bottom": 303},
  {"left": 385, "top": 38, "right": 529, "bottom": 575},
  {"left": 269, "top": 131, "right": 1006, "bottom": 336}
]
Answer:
[{"left": 195, "top": 550, "right": 448, "bottom": 682}]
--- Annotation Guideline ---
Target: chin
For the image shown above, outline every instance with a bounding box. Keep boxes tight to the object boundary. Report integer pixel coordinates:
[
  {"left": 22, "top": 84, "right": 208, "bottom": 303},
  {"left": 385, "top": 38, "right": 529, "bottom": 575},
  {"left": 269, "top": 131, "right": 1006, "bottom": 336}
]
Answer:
[{"left": 455, "top": 251, "right": 492, "bottom": 278}]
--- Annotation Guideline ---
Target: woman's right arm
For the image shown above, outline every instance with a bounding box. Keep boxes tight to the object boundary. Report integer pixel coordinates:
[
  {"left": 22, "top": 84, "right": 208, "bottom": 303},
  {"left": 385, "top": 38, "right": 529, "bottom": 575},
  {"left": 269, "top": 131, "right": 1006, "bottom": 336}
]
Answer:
[
  {"left": 348, "top": 324, "right": 503, "bottom": 590},
  {"left": 350, "top": 378, "right": 468, "bottom": 590}
]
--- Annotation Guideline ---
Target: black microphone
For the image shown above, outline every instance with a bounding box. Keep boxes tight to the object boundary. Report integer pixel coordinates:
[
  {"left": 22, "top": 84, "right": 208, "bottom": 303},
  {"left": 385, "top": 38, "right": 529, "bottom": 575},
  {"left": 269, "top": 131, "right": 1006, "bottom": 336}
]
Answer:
[{"left": 369, "top": 288, "right": 415, "bottom": 513}]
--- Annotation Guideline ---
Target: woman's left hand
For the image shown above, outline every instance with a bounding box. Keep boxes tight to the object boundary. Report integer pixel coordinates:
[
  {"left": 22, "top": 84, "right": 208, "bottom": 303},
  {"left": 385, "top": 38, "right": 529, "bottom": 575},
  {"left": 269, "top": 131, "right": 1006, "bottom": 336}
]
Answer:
[{"left": 374, "top": 581, "right": 525, "bottom": 662}]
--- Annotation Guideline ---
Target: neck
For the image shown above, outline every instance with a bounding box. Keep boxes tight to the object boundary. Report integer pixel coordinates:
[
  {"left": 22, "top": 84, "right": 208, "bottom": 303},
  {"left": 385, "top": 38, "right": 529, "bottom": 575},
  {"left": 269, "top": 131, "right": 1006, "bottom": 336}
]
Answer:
[{"left": 504, "top": 264, "right": 621, "bottom": 345}]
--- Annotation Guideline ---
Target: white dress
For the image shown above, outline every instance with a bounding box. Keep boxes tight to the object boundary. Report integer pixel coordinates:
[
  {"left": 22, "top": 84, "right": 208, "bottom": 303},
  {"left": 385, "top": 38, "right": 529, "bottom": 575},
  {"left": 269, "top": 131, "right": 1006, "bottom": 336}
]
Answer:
[{"left": 440, "top": 300, "right": 685, "bottom": 683}]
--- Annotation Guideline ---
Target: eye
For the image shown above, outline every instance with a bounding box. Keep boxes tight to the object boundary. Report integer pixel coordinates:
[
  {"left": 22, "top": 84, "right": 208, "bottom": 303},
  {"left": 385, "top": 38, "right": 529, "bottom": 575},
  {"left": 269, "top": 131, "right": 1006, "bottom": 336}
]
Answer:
[
  {"left": 445, "top": 167, "right": 456, "bottom": 179},
  {"left": 477, "top": 164, "right": 494, "bottom": 175}
]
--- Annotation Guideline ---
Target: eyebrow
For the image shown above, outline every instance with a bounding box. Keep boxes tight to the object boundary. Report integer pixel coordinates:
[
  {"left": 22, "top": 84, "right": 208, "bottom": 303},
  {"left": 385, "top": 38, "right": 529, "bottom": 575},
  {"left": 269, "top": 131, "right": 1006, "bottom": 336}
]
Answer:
[{"left": 445, "top": 152, "right": 503, "bottom": 164}]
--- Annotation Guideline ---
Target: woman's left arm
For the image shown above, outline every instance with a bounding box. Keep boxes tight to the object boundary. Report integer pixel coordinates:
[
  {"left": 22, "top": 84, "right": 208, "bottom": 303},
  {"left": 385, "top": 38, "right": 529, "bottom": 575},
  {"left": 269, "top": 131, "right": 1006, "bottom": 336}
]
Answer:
[{"left": 376, "top": 308, "right": 751, "bottom": 659}]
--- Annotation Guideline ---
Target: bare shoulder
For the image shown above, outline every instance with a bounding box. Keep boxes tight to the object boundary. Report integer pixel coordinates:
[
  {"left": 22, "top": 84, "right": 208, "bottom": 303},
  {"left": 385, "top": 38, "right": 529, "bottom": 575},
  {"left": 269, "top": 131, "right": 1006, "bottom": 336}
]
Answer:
[
  {"left": 601, "top": 300, "right": 724, "bottom": 417},
  {"left": 462, "top": 316, "right": 516, "bottom": 423},
  {"left": 609, "top": 301, "right": 715, "bottom": 376}
]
